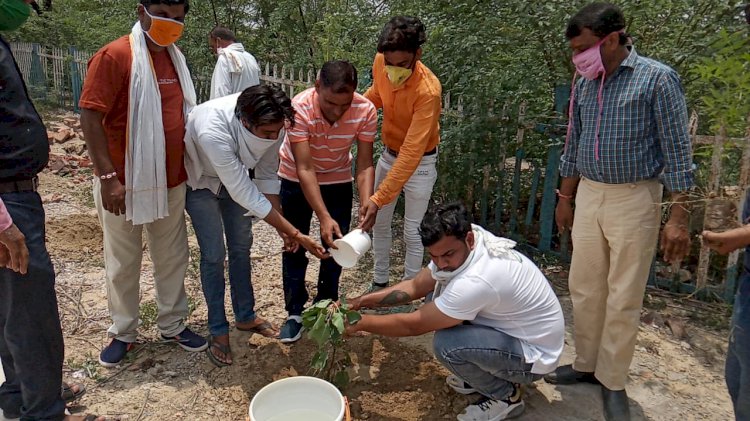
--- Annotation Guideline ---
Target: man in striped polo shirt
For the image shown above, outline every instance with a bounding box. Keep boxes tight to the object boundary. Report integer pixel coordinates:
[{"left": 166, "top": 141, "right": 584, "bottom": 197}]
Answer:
[
  {"left": 277, "top": 60, "right": 378, "bottom": 342},
  {"left": 544, "top": 4, "right": 693, "bottom": 421}
]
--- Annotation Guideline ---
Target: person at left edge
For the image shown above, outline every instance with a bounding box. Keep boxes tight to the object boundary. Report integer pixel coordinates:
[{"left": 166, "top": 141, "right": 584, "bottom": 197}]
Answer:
[
  {"left": 79, "top": 0, "right": 208, "bottom": 368},
  {"left": 0, "top": 0, "right": 113, "bottom": 419}
]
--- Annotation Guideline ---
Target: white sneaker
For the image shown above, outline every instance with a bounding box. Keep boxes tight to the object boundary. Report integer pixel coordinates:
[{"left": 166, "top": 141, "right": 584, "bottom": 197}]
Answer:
[{"left": 457, "top": 396, "right": 525, "bottom": 421}]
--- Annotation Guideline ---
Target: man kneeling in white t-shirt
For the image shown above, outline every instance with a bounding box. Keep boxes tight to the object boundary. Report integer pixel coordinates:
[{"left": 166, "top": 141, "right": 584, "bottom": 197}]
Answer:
[{"left": 346, "top": 202, "right": 565, "bottom": 421}]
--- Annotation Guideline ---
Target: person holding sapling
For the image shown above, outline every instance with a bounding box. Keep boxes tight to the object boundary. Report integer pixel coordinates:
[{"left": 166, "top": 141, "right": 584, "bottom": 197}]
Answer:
[{"left": 345, "top": 202, "right": 565, "bottom": 421}]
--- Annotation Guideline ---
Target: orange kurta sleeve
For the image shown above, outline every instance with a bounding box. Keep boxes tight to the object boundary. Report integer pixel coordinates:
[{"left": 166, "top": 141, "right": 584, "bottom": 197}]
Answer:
[{"left": 370, "top": 92, "right": 441, "bottom": 207}]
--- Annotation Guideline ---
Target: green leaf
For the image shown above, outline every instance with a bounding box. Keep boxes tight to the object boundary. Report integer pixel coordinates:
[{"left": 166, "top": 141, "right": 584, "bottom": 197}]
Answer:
[
  {"left": 314, "top": 299, "right": 333, "bottom": 309},
  {"left": 345, "top": 311, "right": 362, "bottom": 326},
  {"left": 307, "top": 313, "right": 329, "bottom": 346},
  {"left": 332, "top": 369, "right": 349, "bottom": 389},
  {"left": 311, "top": 350, "right": 328, "bottom": 372},
  {"left": 332, "top": 312, "right": 345, "bottom": 335}
]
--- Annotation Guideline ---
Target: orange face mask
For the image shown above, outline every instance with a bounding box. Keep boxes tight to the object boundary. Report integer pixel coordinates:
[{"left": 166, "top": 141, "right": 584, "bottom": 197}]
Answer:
[{"left": 143, "top": 9, "right": 184, "bottom": 47}]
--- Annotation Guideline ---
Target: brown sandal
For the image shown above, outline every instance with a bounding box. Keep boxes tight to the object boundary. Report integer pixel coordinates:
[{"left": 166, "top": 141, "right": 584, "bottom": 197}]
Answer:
[{"left": 206, "top": 336, "right": 232, "bottom": 367}]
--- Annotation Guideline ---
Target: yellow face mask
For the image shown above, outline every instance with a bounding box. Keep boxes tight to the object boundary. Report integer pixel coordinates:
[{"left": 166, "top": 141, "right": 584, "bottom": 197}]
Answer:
[{"left": 385, "top": 65, "right": 413, "bottom": 88}]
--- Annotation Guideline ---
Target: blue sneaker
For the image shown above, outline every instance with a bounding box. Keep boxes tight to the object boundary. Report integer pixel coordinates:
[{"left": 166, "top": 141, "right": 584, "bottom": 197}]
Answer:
[
  {"left": 99, "top": 338, "right": 135, "bottom": 367},
  {"left": 278, "top": 318, "right": 304, "bottom": 343},
  {"left": 161, "top": 327, "right": 208, "bottom": 352}
]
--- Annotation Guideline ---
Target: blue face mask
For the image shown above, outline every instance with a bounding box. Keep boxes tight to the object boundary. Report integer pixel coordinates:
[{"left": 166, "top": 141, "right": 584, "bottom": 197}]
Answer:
[{"left": 0, "top": 0, "right": 31, "bottom": 31}]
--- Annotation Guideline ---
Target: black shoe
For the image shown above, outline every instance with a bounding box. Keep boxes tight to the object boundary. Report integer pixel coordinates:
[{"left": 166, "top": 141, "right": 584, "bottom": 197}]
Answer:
[
  {"left": 543, "top": 364, "right": 600, "bottom": 385},
  {"left": 601, "top": 386, "right": 631, "bottom": 421}
]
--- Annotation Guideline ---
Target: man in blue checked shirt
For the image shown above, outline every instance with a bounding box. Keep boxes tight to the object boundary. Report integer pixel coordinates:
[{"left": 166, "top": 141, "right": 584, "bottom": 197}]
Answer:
[{"left": 543, "top": 3, "right": 693, "bottom": 421}]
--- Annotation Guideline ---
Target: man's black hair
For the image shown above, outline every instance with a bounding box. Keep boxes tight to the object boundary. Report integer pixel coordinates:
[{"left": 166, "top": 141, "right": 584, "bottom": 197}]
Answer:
[
  {"left": 235, "top": 85, "right": 295, "bottom": 129},
  {"left": 419, "top": 202, "right": 473, "bottom": 247},
  {"left": 140, "top": 0, "right": 190, "bottom": 13},
  {"left": 210, "top": 26, "right": 236, "bottom": 42},
  {"left": 566, "top": 3, "right": 628, "bottom": 45},
  {"left": 319, "top": 60, "right": 358, "bottom": 93},
  {"left": 377, "top": 16, "right": 427, "bottom": 53}
]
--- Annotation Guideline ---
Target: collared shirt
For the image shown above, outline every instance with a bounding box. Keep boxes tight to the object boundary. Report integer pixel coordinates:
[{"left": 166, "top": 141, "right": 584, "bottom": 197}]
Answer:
[
  {"left": 209, "top": 43, "right": 261, "bottom": 100},
  {"left": 278, "top": 88, "right": 377, "bottom": 185},
  {"left": 559, "top": 49, "right": 693, "bottom": 192},
  {"left": 184, "top": 93, "right": 282, "bottom": 219},
  {"left": 364, "top": 53, "right": 442, "bottom": 207}
]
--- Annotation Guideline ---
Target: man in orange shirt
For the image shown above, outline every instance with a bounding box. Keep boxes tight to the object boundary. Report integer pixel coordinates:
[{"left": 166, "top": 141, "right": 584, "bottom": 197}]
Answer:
[
  {"left": 277, "top": 61, "right": 378, "bottom": 342},
  {"left": 361, "top": 16, "right": 442, "bottom": 290},
  {"left": 80, "top": 0, "right": 207, "bottom": 368}
]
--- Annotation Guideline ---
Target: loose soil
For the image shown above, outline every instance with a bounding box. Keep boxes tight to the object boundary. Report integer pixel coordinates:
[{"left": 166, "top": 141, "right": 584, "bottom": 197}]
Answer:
[{"left": 0, "top": 114, "right": 737, "bottom": 420}]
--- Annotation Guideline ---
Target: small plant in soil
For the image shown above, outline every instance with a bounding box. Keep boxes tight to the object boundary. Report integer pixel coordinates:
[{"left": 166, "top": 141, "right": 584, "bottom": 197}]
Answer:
[{"left": 302, "top": 298, "right": 361, "bottom": 388}]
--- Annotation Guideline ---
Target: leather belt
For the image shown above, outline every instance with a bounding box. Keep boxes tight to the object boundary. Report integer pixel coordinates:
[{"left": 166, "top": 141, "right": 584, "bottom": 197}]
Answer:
[
  {"left": 0, "top": 177, "right": 39, "bottom": 194},
  {"left": 385, "top": 147, "right": 437, "bottom": 158}
]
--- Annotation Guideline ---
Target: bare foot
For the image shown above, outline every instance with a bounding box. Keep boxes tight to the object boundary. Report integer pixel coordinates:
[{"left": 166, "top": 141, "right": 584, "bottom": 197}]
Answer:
[{"left": 236, "top": 317, "right": 279, "bottom": 338}]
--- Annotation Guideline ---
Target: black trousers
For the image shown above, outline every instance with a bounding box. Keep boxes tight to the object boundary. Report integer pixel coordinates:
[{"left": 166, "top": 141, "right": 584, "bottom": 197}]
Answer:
[{"left": 0, "top": 191, "right": 65, "bottom": 421}]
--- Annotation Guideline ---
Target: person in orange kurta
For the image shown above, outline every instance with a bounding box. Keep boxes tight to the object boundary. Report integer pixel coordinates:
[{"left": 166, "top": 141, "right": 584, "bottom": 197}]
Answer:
[{"left": 360, "top": 16, "right": 442, "bottom": 291}]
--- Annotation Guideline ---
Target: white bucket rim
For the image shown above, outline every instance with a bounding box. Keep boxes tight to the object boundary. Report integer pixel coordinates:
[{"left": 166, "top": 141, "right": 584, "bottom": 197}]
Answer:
[{"left": 248, "top": 376, "right": 345, "bottom": 421}]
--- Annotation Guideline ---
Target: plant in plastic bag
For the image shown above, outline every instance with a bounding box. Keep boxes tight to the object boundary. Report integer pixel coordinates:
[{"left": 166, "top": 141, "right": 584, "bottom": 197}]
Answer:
[{"left": 302, "top": 298, "right": 362, "bottom": 389}]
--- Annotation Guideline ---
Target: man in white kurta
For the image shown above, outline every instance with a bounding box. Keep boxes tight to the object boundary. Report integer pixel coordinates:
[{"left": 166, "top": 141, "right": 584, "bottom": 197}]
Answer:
[{"left": 208, "top": 26, "right": 260, "bottom": 100}]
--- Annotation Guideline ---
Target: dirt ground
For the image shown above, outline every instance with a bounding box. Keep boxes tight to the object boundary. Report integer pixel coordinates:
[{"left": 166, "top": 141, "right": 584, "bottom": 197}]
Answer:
[{"left": 0, "top": 129, "right": 737, "bottom": 420}]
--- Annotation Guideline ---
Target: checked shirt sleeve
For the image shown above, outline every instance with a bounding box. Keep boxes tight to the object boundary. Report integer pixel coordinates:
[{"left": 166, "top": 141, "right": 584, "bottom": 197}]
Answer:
[{"left": 653, "top": 71, "right": 693, "bottom": 192}]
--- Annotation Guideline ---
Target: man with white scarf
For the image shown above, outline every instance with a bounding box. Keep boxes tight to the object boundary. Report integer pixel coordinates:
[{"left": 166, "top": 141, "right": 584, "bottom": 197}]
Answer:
[
  {"left": 208, "top": 26, "right": 260, "bottom": 100},
  {"left": 80, "top": 0, "right": 207, "bottom": 368},
  {"left": 346, "top": 202, "right": 565, "bottom": 421}
]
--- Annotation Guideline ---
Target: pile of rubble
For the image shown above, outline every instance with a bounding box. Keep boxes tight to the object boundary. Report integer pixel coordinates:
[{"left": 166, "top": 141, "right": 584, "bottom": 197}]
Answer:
[{"left": 46, "top": 112, "right": 92, "bottom": 183}]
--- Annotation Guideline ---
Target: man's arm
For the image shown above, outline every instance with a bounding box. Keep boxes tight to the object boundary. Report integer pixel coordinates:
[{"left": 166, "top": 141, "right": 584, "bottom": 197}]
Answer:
[
  {"left": 80, "top": 109, "right": 125, "bottom": 216},
  {"left": 349, "top": 268, "right": 436, "bottom": 310},
  {"left": 291, "top": 140, "right": 341, "bottom": 248},
  {"left": 653, "top": 71, "right": 694, "bottom": 264},
  {"left": 556, "top": 83, "right": 582, "bottom": 233},
  {"left": 703, "top": 225, "right": 750, "bottom": 255},
  {"left": 355, "top": 139, "right": 376, "bottom": 231},
  {"left": 370, "top": 94, "right": 440, "bottom": 208},
  {"left": 347, "top": 302, "right": 462, "bottom": 337}
]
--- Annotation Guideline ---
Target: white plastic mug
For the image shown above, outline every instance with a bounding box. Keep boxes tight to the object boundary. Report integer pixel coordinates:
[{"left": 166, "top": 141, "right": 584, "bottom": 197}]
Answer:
[{"left": 330, "top": 229, "right": 371, "bottom": 269}]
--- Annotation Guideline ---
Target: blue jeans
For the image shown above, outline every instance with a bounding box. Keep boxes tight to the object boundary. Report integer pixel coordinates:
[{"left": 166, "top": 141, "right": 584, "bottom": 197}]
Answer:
[
  {"left": 727, "top": 269, "right": 750, "bottom": 420},
  {"left": 185, "top": 187, "right": 255, "bottom": 337},
  {"left": 433, "top": 323, "right": 542, "bottom": 400},
  {"left": 0, "top": 191, "right": 66, "bottom": 420},
  {"left": 280, "top": 179, "right": 352, "bottom": 316}
]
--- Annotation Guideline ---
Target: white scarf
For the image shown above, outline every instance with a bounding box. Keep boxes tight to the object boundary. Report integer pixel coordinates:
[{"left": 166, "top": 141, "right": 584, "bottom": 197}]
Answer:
[
  {"left": 216, "top": 43, "right": 246, "bottom": 73},
  {"left": 126, "top": 22, "right": 196, "bottom": 225},
  {"left": 430, "top": 224, "right": 519, "bottom": 298}
]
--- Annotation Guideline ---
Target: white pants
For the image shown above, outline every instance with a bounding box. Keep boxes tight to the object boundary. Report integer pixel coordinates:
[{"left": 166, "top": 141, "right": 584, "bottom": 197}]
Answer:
[
  {"left": 372, "top": 150, "right": 438, "bottom": 285},
  {"left": 93, "top": 180, "right": 190, "bottom": 342}
]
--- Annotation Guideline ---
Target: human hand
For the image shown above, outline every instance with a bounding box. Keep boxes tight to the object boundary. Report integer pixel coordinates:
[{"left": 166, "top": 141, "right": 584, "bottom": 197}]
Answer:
[
  {"left": 319, "top": 215, "right": 343, "bottom": 249},
  {"left": 555, "top": 200, "right": 574, "bottom": 233},
  {"left": 100, "top": 178, "right": 126, "bottom": 216},
  {"left": 660, "top": 223, "right": 691, "bottom": 264},
  {"left": 296, "top": 233, "right": 329, "bottom": 259},
  {"left": 277, "top": 229, "right": 299, "bottom": 253},
  {"left": 357, "top": 199, "right": 378, "bottom": 232},
  {"left": 0, "top": 224, "right": 29, "bottom": 274},
  {"left": 701, "top": 227, "right": 750, "bottom": 255}
]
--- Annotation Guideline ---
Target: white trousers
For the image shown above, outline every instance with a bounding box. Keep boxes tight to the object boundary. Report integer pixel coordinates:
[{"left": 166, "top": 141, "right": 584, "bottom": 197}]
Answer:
[{"left": 372, "top": 151, "right": 438, "bottom": 285}]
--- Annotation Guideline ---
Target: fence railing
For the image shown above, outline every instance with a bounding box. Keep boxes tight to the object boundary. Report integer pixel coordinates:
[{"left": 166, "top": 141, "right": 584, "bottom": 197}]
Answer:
[{"left": 10, "top": 42, "right": 750, "bottom": 303}]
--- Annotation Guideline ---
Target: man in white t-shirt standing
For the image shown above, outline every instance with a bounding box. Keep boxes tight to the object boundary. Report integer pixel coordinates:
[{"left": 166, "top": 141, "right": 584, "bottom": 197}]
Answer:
[
  {"left": 208, "top": 26, "right": 260, "bottom": 100},
  {"left": 346, "top": 202, "right": 565, "bottom": 421}
]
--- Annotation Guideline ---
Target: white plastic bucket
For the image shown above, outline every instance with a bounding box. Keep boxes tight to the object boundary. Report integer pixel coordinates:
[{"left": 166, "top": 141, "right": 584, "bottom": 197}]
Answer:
[
  {"left": 330, "top": 229, "right": 371, "bottom": 269},
  {"left": 249, "top": 376, "right": 345, "bottom": 421}
]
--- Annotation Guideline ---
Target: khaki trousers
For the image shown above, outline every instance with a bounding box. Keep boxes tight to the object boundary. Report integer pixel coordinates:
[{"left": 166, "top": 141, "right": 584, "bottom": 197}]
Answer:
[
  {"left": 94, "top": 180, "right": 189, "bottom": 342},
  {"left": 569, "top": 178, "right": 663, "bottom": 390}
]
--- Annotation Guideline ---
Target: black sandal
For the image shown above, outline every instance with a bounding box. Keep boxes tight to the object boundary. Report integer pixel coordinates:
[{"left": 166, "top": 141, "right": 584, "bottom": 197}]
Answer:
[
  {"left": 206, "top": 336, "right": 232, "bottom": 367},
  {"left": 62, "top": 382, "right": 86, "bottom": 403}
]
